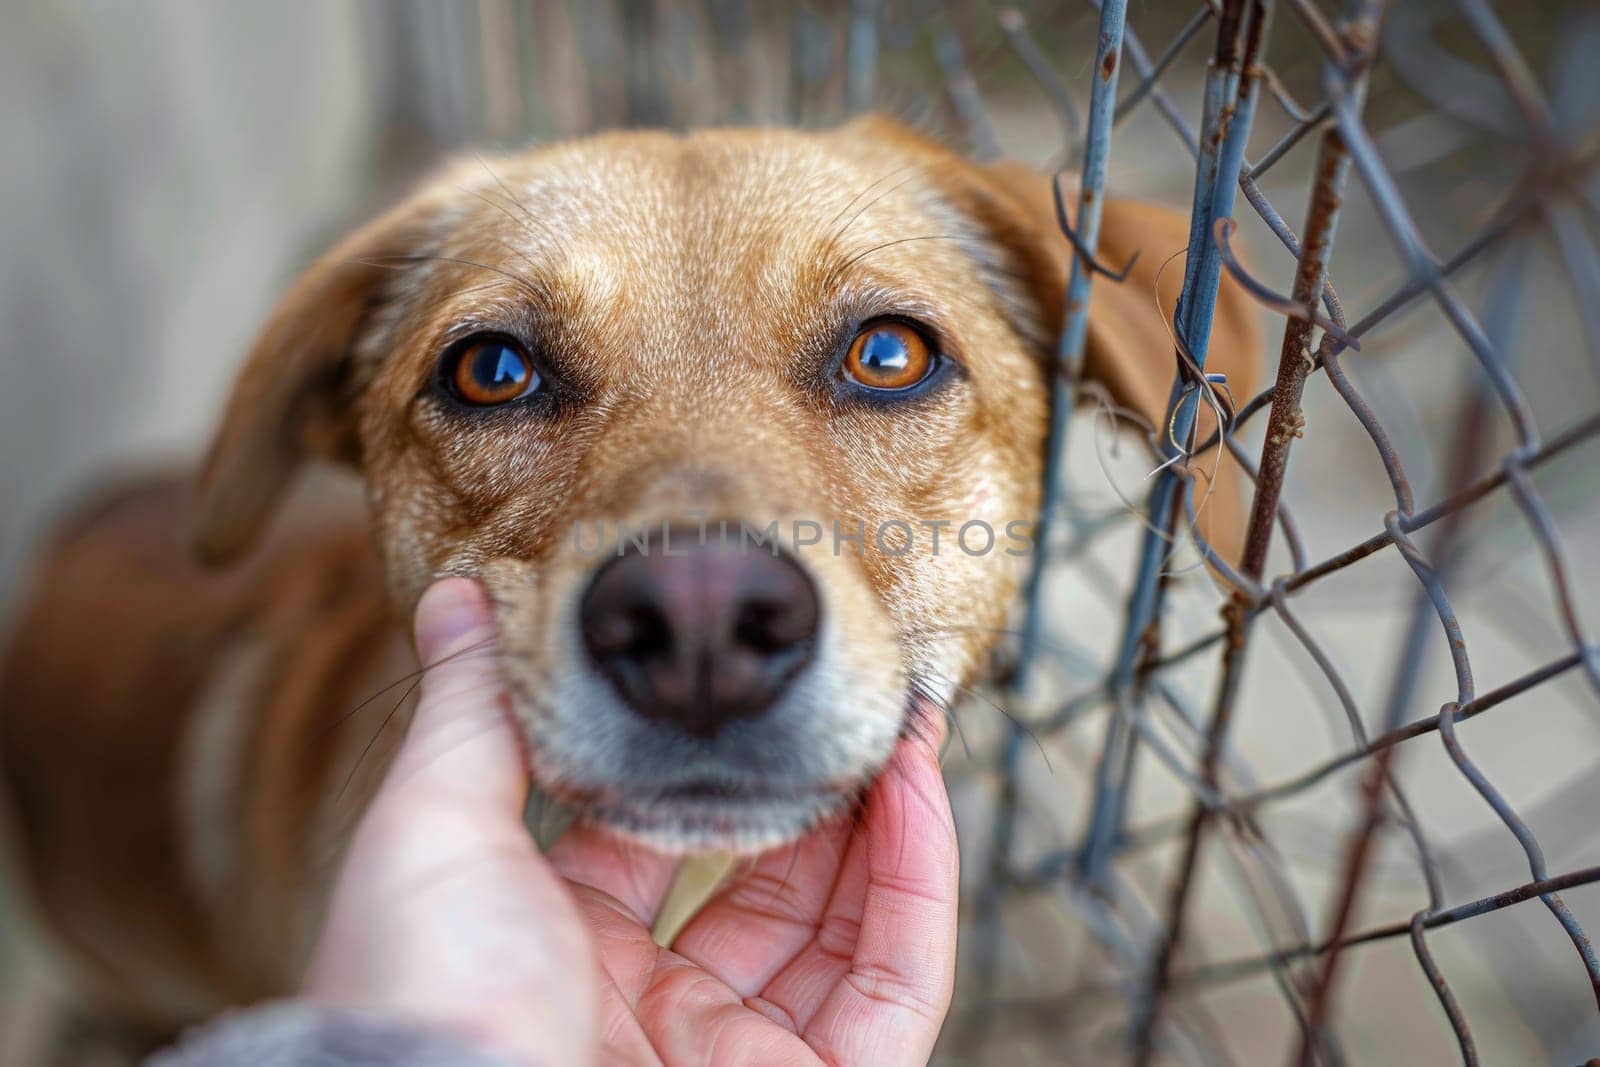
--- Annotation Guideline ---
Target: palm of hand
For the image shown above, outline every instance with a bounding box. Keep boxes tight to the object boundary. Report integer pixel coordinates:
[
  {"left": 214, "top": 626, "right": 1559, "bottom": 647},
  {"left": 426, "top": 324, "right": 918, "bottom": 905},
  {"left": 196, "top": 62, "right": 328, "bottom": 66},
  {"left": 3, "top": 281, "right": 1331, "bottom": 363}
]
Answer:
[{"left": 552, "top": 739, "right": 957, "bottom": 1066}]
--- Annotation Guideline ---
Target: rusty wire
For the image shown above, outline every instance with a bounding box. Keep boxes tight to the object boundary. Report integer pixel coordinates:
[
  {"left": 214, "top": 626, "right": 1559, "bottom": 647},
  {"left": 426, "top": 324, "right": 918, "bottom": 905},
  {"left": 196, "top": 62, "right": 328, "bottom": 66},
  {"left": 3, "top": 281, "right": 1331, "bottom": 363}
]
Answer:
[
  {"left": 967, "top": 0, "right": 1600, "bottom": 1063},
  {"left": 380, "top": 1, "right": 1600, "bottom": 1061}
]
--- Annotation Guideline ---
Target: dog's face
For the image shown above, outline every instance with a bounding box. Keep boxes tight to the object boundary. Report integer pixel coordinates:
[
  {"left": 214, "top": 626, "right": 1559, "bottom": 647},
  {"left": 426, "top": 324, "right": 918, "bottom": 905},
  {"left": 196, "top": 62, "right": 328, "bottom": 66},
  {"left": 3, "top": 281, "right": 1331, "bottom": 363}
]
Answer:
[{"left": 194, "top": 118, "right": 1247, "bottom": 852}]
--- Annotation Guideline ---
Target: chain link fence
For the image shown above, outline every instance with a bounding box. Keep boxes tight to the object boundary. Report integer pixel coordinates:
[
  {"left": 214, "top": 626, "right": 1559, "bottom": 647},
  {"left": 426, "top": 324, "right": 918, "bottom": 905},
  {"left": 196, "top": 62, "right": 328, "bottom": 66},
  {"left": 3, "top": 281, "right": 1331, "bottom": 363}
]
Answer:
[
  {"left": 936, "top": 1, "right": 1600, "bottom": 1063},
  {"left": 360, "top": 1, "right": 1600, "bottom": 1061}
]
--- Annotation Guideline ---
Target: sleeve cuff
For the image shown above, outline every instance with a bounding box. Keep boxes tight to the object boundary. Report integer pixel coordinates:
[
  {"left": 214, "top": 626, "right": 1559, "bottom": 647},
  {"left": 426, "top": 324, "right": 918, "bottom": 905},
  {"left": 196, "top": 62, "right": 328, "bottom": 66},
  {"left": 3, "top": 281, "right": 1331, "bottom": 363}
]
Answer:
[{"left": 146, "top": 1000, "right": 523, "bottom": 1067}]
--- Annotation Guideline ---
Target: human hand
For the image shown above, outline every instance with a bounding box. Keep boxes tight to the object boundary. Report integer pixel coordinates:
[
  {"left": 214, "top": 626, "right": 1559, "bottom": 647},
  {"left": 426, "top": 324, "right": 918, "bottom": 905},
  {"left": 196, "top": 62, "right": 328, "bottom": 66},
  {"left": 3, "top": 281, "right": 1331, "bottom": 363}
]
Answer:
[{"left": 305, "top": 577, "right": 958, "bottom": 1066}]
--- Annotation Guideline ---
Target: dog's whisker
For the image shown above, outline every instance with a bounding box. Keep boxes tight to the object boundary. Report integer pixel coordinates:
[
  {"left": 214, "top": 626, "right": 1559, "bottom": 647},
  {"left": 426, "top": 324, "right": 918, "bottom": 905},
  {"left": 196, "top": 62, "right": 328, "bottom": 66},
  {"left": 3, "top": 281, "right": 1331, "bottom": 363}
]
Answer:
[
  {"left": 355, "top": 253, "right": 548, "bottom": 306},
  {"left": 823, "top": 162, "right": 921, "bottom": 235},
  {"left": 473, "top": 233, "right": 553, "bottom": 295},
  {"left": 906, "top": 676, "right": 969, "bottom": 757},
  {"left": 330, "top": 650, "right": 560, "bottom": 816},
  {"left": 900, "top": 685, "right": 955, "bottom": 758},
  {"left": 471, "top": 153, "right": 555, "bottom": 245},
  {"left": 914, "top": 669, "right": 1052, "bottom": 774},
  {"left": 320, "top": 637, "right": 503, "bottom": 740},
  {"left": 471, "top": 158, "right": 578, "bottom": 277},
  {"left": 828, "top": 233, "right": 980, "bottom": 282},
  {"left": 455, "top": 182, "right": 542, "bottom": 245},
  {"left": 334, "top": 676, "right": 423, "bottom": 804},
  {"left": 825, "top": 170, "right": 925, "bottom": 257}
]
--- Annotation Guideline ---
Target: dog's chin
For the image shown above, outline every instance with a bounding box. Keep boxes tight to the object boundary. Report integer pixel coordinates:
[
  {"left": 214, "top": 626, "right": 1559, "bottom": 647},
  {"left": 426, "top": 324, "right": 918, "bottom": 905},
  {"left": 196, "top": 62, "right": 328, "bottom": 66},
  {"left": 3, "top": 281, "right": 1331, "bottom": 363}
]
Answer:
[{"left": 586, "top": 788, "right": 858, "bottom": 856}]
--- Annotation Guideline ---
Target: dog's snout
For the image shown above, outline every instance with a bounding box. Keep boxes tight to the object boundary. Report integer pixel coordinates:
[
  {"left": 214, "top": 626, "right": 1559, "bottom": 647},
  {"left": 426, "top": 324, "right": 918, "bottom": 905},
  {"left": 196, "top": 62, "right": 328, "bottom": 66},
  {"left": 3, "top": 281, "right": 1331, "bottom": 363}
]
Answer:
[{"left": 579, "top": 528, "right": 820, "bottom": 738}]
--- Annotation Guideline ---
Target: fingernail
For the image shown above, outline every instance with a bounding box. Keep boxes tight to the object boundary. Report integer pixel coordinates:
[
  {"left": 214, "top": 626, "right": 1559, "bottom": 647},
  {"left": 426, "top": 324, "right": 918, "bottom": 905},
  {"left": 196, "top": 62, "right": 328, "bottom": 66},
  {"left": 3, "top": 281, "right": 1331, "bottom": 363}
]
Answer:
[{"left": 414, "top": 578, "right": 492, "bottom": 659}]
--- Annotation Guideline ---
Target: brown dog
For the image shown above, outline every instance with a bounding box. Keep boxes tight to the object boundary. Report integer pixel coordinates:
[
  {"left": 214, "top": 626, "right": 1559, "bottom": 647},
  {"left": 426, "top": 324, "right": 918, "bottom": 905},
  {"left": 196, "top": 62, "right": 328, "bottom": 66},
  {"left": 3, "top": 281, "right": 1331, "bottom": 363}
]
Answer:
[{"left": 0, "top": 116, "right": 1258, "bottom": 1041}]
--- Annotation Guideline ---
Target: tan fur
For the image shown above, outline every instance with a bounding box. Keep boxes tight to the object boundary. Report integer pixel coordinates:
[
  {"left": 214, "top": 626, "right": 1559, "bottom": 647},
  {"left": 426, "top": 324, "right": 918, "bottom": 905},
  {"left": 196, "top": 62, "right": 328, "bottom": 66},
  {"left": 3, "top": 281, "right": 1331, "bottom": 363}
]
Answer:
[
  {"left": 1, "top": 117, "right": 1259, "bottom": 1037},
  {"left": 2, "top": 473, "right": 405, "bottom": 1031}
]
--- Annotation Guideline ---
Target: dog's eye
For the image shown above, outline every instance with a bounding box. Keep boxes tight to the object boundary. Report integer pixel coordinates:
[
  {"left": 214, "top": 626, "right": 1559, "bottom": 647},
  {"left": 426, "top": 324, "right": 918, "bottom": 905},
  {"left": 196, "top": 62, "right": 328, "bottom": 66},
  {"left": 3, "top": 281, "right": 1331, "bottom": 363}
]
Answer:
[
  {"left": 842, "top": 320, "right": 934, "bottom": 392},
  {"left": 447, "top": 337, "right": 541, "bottom": 406}
]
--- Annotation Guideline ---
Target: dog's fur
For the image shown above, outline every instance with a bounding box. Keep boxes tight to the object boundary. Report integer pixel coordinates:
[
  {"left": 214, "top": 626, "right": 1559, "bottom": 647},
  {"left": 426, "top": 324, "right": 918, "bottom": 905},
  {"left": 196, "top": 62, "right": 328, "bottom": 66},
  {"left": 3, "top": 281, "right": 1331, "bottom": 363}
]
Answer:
[{"left": 0, "top": 117, "right": 1258, "bottom": 1038}]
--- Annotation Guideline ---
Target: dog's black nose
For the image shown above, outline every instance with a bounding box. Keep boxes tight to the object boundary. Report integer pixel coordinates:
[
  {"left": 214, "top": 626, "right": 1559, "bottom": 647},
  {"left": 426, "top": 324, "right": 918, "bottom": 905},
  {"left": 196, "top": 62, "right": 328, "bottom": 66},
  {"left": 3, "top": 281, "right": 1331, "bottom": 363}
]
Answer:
[{"left": 579, "top": 528, "right": 820, "bottom": 739}]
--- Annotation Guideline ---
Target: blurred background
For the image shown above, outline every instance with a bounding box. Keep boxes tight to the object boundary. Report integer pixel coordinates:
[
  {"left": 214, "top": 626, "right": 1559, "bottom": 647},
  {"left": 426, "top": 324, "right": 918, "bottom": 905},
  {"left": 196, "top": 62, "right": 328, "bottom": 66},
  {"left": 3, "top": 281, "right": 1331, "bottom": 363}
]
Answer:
[{"left": 3, "top": 1, "right": 1600, "bottom": 1063}]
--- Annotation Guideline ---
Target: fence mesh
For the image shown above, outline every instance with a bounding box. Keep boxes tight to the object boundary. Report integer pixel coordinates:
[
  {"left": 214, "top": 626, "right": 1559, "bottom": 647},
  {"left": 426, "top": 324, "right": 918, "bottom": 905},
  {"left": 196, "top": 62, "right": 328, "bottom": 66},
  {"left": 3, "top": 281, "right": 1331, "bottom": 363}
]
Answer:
[
  {"left": 944, "top": 1, "right": 1600, "bottom": 1063},
  {"left": 367, "top": 2, "right": 1600, "bottom": 1061}
]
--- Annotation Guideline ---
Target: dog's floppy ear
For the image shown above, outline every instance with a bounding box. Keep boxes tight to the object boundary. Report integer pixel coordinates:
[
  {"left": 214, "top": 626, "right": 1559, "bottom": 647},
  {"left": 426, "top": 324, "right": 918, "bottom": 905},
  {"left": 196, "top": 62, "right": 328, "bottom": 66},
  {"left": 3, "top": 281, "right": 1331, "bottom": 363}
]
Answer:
[
  {"left": 191, "top": 197, "right": 436, "bottom": 565},
  {"left": 974, "top": 159, "right": 1263, "bottom": 566}
]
